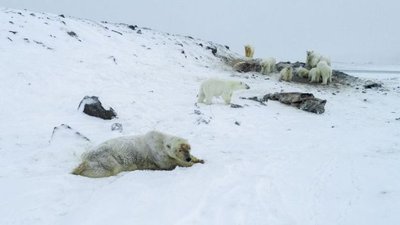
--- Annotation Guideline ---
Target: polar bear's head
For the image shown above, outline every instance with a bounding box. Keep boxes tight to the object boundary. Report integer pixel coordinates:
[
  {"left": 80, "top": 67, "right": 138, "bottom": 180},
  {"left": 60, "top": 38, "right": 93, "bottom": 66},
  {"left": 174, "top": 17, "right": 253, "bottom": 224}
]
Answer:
[
  {"left": 164, "top": 137, "right": 192, "bottom": 162},
  {"left": 231, "top": 81, "right": 250, "bottom": 90}
]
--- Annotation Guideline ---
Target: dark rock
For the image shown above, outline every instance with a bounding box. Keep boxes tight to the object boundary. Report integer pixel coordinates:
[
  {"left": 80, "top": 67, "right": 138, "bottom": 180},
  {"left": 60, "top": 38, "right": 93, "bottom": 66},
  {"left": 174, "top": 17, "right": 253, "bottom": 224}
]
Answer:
[
  {"left": 225, "top": 45, "right": 230, "bottom": 50},
  {"left": 137, "top": 30, "right": 142, "bottom": 34},
  {"left": 230, "top": 104, "right": 243, "bottom": 108},
  {"left": 128, "top": 25, "right": 138, "bottom": 30},
  {"left": 194, "top": 109, "right": 202, "bottom": 115},
  {"left": 206, "top": 46, "right": 217, "bottom": 56},
  {"left": 198, "top": 43, "right": 203, "bottom": 47},
  {"left": 30, "top": 13, "right": 35, "bottom": 16},
  {"left": 235, "top": 121, "right": 241, "bottom": 126},
  {"left": 78, "top": 96, "right": 117, "bottom": 120},
  {"left": 241, "top": 96, "right": 267, "bottom": 105},
  {"left": 233, "top": 59, "right": 262, "bottom": 73},
  {"left": 265, "top": 92, "right": 326, "bottom": 114},
  {"left": 111, "top": 123, "right": 123, "bottom": 132},
  {"left": 9, "top": 21, "right": 14, "bottom": 24},
  {"left": 395, "top": 117, "right": 400, "bottom": 121},
  {"left": 364, "top": 81, "right": 383, "bottom": 89},
  {"left": 67, "top": 31, "right": 78, "bottom": 37},
  {"left": 9, "top": 31, "right": 17, "bottom": 35},
  {"left": 59, "top": 14, "right": 65, "bottom": 18},
  {"left": 111, "top": 30, "right": 123, "bottom": 35}
]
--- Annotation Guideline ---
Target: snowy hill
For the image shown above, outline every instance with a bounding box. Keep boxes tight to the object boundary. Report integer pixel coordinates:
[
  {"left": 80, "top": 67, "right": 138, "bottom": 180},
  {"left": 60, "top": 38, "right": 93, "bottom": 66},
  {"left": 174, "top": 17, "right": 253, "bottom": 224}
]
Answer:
[{"left": 1, "top": 8, "right": 400, "bottom": 225}]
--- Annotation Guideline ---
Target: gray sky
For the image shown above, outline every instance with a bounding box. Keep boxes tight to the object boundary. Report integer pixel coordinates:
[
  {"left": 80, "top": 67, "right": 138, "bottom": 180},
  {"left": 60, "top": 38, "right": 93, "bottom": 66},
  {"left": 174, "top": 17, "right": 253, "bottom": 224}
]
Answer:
[{"left": 1, "top": 0, "right": 399, "bottom": 64}]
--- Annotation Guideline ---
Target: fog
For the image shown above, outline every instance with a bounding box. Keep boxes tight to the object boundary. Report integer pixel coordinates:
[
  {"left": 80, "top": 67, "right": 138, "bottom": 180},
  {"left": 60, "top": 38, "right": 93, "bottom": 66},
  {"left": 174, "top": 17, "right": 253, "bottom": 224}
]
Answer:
[{"left": 1, "top": 0, "right": 399, "bottom": 64}]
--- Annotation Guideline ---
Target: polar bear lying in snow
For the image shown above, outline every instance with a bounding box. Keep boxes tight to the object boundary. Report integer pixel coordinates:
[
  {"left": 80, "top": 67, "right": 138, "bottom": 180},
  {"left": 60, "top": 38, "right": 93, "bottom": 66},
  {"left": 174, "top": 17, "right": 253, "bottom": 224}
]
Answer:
[
  {"left": 261, "top": 57, "right": 276, "bottom": 75},
  {"left": 306, "top": 50, "right": 331, "bottom": 69},
  {"left": 197, "top": 78, "right": 250, "bottom": 105},
  {"left": 72, "top": 131, "right": 204, "bottom": 178}
]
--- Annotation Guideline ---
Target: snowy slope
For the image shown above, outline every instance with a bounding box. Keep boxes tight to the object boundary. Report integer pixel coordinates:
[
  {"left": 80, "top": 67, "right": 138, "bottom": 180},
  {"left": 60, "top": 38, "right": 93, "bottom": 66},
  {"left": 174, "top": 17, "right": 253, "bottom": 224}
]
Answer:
[{"left": 1, "top": 8, "right": 400, "bottom": 225}]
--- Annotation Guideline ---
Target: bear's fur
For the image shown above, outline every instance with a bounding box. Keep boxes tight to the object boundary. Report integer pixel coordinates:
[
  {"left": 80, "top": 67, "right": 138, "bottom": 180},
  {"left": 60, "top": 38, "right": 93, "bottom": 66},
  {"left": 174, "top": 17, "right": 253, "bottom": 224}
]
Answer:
[
  {"left": 244, "top": 45, "right": 254, "bottom": 58},
  {"left": 306, "top": 51, "right": 331, "bottom": 69},
  {"left": 72, "top": 131, "right": 204, "bottom": 178},
  {"left": 295, "top": 67, "right": 309, "bottom": 79},
  {"left": 197, "top": 78, "right": 250, "bottom": 105},
  {"left": 309, "top": 67, "right": 321, "bottom": 83},
  {"left": 317, "top": 61, "right": 332, "bottom": 85},
  {"left": 279, "top": 67, "right": 293, "bottom": 82},
  {"left": 260, "top": 57, "right": 276, "bottom": 75}
]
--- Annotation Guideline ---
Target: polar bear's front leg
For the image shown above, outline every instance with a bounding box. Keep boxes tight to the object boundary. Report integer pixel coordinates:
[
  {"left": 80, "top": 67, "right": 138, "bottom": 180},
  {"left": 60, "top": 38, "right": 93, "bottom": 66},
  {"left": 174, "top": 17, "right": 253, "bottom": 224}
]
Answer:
[
  {"left": 222, "top": 92, "right": 232, "bottom": 104},
  {"left": 204, "top": 94, "right": 213, "bottom": 105},
  {"left": 190, "top": 154, "right": 205, "bottom": 164},
  {"left": 176, "top": 155, "right": 204, "bottom": 167},
  {"left": 197, "top": 89, "right": 205, "bottom": 103}
]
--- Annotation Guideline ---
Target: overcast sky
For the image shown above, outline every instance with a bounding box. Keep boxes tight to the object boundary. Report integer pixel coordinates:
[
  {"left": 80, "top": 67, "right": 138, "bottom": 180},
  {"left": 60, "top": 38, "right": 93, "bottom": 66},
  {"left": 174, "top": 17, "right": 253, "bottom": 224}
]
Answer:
[{"left": 1, "top": 0, "right": 399, "bottom": 65}]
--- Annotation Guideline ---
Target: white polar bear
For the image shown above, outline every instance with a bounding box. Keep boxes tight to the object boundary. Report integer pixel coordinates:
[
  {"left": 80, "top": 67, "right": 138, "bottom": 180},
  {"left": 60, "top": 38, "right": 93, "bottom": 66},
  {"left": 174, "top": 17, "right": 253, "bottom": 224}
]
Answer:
[
  {"left": 260, "top": 57, "right": 277, "bottom": 75},
  {"left": 72, "top": 131, "right": 204, "bottom": 178},
  {"left": 309, "top": 67, "right": 321, "bottom": 83},
  {"left": 244, "top": 45, "right": 255, "bottom": 58},
  {"left": 296, "top": 67, "right": 309, "bottom": 78},
  {"left": 197, "top": 78, "right": 250, "bottom": 105},
  {"left": 279, "top": 67, "right": 293, "bottom": 82},
  {"left": 317, "top": 61, "right": 332, "bottom": 84},
  {"left": 306, "top": 50, "right": 331, "bottom": 69}
]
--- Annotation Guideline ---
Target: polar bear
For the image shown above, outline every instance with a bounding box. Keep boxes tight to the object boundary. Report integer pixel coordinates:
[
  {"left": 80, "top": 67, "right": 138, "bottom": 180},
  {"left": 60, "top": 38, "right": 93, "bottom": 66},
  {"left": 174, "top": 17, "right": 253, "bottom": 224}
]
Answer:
[
  {"left": 309, "top": 67, "right": 321, "bottom": 83},
  {"left": 317, "top": 61, "right": 332, "bottom": 85},
  {"left": 197, "top": 78, "right": 250, "bottom": 105},
  {"left": 279, "top": 67, "right": 293, "bottom": 82},
  {"left": 260, "top": 57, "right": 276, "bottom": 75},
  {"left": 306, "top": 51, "right": 331, "bottom": 69},
  {"left": 296, "top": 67, "right": 309, "bottom": 78},
  {"left": 72, "top": 131, "right": 204, "bottom": 178},
  {"left": 244, "top": 45, "right": 254, "bottom": 58}
]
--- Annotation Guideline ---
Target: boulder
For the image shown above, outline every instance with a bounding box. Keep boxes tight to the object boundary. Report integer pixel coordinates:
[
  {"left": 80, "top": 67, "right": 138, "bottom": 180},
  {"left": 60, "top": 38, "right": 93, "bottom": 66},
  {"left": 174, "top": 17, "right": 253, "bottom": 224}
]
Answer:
[
  {"left": 78, "top": 96, "right": 117, "bottom": 120},
  {"left": 265, "top": 92, "right": 326, "bottom": 114}
]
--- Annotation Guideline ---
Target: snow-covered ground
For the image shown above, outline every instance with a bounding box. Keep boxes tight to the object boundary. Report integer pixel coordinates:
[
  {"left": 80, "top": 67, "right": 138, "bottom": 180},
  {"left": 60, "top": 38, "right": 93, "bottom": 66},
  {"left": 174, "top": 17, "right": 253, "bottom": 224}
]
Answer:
[{"left": 1, "top": 8, "right": 400, "bottom": 225}]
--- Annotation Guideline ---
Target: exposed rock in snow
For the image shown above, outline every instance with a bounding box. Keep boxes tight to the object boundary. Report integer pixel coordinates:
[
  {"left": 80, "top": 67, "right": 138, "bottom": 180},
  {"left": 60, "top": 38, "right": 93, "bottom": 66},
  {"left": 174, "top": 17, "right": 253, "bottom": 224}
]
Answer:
[
  {"left": 78, "top": 96, "right": 117, "bottom": 120},
  {"left": 111, "top": 123, "right": 123, "bottom": 132},
  {"left": 265, "top": 92, "right": 327, "bottom": 114}
]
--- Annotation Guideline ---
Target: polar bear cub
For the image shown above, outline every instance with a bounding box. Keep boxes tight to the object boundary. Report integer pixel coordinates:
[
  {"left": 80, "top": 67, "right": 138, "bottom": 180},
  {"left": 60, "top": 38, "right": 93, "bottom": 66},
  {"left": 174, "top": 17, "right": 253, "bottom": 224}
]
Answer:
[
  {"left": 296, "top": 67, "right": 309, "bottom": 78},
  {"left": 280, "top": 67, "right": 293, "bottom": 82},
  {"left": 261, "top": 57, "right": 276, "bottom": 75},
  {"left": 317, "top": 61, "right": 332, "bottom": 84},
  {"left": 72, "top": 131, "right": 204, "bottom": 178},
  {"left": 197, "top": 78, "right": 250, "bottom": 105},
  {"left": 306, "top": 51, "right": 331, "bottom": 69}
]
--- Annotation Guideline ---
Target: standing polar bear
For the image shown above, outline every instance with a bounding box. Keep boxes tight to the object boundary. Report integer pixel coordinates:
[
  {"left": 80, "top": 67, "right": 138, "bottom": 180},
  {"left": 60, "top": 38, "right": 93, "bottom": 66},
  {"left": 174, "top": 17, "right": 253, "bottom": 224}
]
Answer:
[
  {"left": 260, "top": 57, "right": 277, "bottom": 75},
  {"left": 72, "top": 131, "right": 204, "bottom": 178},
  {"left": 197, "top": 78, "right": 250, "bottom": 105},
  {"left": 244, "top": 45, "right": 255, "bottom": 58},
  {"left": 317, "top": 61, "right": 332, "bottom": 84},
  {"left": 306, "top": 50, "right": 331, "bottom": 69}
]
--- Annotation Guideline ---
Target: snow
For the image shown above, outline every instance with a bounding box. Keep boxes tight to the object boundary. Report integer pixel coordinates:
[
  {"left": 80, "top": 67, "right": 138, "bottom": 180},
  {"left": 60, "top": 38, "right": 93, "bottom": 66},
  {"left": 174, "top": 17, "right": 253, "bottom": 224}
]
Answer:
[{"left": 1, "top": 7, "right": 400, "bottom": 225}]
